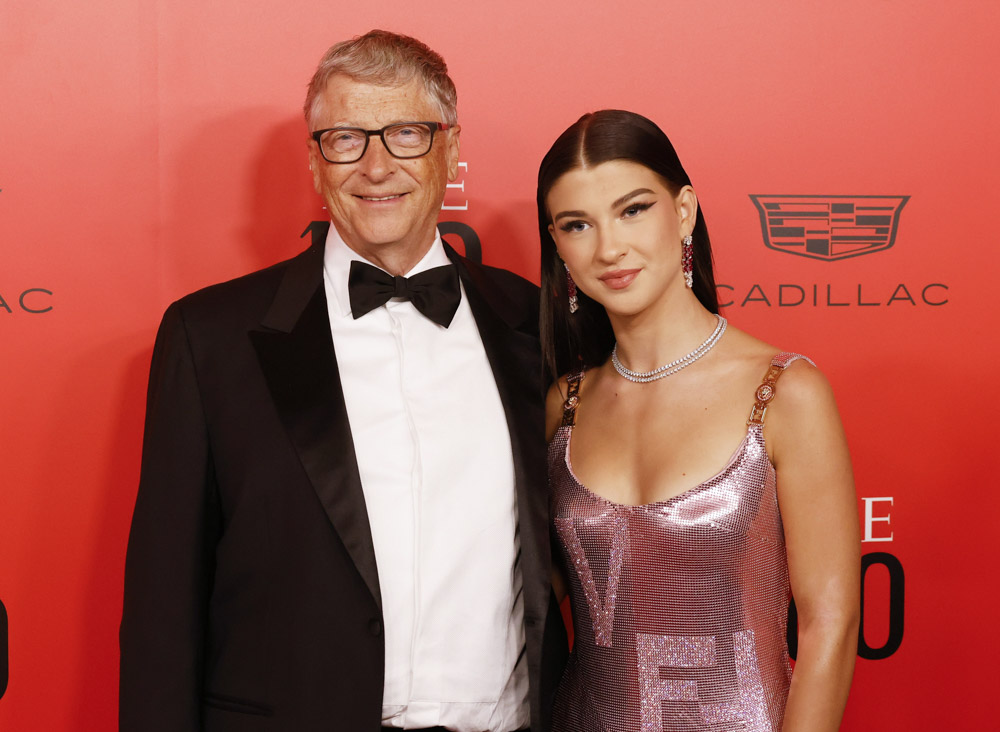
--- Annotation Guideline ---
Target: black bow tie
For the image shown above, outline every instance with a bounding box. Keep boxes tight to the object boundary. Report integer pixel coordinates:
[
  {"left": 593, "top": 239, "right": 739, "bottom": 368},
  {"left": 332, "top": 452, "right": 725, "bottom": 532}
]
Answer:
[{"left": 347, "top": 260, "right": 461, "bottom": 327}]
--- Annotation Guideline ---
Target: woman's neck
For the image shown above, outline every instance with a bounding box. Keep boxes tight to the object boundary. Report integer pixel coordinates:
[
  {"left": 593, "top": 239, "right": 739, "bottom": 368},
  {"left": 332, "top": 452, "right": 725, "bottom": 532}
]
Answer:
[{"left": 607, "top": 292, "right": 718, "bottom": 374}]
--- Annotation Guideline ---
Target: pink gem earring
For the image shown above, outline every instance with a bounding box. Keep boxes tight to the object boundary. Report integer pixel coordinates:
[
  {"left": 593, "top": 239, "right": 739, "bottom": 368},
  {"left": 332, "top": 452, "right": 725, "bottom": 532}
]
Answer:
[
  {"left": 565, "top": 264, "right": 579, "bottom": 313},
  {"left": 682, "top": 234, "right": 694, "bottom": 289}
]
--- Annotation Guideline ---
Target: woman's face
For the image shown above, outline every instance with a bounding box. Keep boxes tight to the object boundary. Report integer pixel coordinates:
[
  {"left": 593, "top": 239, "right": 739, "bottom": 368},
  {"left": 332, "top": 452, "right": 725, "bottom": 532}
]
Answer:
[{"left": 546, "top": 160, "right": 697, "bottom": 319}]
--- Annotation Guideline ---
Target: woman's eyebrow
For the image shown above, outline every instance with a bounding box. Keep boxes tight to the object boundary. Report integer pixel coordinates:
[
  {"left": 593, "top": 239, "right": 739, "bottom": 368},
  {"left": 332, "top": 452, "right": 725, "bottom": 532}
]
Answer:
[
  {"left": 611, "top": 188, "right": 655, "bottom": 209},
  {"left": 553, "top": 209, "right": 587, "bottom": 223}
]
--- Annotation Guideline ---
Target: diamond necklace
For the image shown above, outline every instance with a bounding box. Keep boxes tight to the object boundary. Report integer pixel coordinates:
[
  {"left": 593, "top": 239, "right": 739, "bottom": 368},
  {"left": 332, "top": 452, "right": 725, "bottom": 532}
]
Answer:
[{"left": 611, "top": 314, "right": 727, "bottom": 383}]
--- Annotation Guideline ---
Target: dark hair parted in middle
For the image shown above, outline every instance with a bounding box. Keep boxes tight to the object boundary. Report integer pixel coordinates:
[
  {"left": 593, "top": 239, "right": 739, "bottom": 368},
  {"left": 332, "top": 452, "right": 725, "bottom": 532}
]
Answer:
[{"left": 538, "top": 109, "right": 719, "bottom": 379}]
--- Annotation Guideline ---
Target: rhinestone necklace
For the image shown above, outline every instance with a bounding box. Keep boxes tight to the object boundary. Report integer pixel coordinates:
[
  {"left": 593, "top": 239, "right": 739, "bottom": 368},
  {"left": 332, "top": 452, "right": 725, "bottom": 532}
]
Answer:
[{"left": 611, "top": 314, "right": 727, "bottom": 383}]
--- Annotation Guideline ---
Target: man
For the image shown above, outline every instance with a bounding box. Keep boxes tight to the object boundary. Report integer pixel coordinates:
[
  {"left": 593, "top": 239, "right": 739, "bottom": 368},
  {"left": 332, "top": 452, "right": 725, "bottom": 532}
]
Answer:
[{"left": 120, "top": 30, "right": 566, "bottom": 732}]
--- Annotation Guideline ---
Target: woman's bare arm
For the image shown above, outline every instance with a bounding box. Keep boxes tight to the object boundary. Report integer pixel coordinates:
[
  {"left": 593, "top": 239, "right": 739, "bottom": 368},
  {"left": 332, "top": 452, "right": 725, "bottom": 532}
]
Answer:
[{"left": 768, "top": 361, "right": 860, "bottom": 731}]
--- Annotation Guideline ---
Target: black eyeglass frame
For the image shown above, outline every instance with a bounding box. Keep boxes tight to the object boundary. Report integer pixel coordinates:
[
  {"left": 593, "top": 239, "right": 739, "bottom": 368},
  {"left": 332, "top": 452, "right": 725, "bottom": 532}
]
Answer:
[{"left": 310, "top": 122, "right": 451, "bottom": 164}]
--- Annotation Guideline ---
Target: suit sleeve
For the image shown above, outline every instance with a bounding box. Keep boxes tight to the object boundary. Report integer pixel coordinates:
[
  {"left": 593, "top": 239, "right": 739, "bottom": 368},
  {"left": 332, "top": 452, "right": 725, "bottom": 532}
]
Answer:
[{"left": 120, "top": 302, "right": 221, "bottom": 731}]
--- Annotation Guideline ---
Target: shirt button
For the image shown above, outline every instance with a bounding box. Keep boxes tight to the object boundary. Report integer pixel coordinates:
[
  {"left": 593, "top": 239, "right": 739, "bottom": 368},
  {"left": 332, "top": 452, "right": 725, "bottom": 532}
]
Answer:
[{"left": 368, "top": 618, "right": 383, "bottom": 637}]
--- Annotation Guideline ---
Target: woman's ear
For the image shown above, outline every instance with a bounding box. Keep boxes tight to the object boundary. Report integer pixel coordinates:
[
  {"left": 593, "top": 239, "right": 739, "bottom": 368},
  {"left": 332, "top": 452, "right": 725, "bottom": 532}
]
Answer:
[{"left": 676, "top": 185, "right": 699, "bottom": 236}]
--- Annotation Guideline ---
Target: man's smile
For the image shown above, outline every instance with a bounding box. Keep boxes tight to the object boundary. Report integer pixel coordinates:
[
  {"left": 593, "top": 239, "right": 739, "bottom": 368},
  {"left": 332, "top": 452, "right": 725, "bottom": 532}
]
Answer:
[{"left": 354, "top": 192, "right": 408, "bottom": 202}]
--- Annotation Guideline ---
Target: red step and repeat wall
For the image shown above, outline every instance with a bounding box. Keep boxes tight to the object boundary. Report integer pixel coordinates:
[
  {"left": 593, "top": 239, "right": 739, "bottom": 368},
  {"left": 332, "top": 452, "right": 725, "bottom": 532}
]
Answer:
[{"left": 2, "top": 1, "right": 997, "bottom": 729}]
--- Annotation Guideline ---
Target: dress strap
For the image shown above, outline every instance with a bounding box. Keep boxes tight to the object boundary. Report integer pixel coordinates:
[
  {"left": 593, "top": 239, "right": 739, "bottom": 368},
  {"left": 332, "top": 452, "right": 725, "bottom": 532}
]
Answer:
[
  {"left": 560, "top": 371, "right": 585, "bottom": 427},
  {"left": 747, "top": 352, "right": 815, "bottom": 426}
]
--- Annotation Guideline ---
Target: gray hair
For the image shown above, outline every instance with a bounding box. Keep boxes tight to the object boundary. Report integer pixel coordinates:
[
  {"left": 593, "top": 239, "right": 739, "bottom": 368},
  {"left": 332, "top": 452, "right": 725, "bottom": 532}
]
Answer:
[{"left": 304, "top": 30, "right": 458, "bottom": 127}]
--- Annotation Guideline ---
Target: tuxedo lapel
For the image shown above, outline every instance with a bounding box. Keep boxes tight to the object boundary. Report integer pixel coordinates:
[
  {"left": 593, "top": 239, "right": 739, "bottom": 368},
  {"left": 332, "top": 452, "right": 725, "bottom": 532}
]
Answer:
[
  {"left": 249, "top": 243, "right": 381, "bottom": 609},
  {"left": 447, "top": 247, "right": 551, "bottom": 631}
]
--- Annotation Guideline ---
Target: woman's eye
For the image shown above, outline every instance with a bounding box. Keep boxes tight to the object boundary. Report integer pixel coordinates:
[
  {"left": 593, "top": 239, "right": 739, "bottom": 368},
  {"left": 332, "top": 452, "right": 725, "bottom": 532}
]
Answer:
[
  {"left": 622, "top": 201, "right": 654, "bottom": 218},
  {"left": 559, "top": 220, "right": 589, "bottom": 233}
]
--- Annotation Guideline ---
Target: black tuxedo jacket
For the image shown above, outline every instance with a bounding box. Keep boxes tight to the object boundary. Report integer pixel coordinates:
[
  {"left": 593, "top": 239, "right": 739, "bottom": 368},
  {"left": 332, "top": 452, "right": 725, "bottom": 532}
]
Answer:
[{"left": 120, "top": 233, "right": 568, "bottom": 731}]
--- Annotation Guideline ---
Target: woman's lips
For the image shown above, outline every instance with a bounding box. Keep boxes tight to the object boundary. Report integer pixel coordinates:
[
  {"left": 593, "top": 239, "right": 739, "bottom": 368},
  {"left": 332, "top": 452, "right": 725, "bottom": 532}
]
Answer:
[{"left": 598, "top": 269, "right": 640, "bottom": 290}]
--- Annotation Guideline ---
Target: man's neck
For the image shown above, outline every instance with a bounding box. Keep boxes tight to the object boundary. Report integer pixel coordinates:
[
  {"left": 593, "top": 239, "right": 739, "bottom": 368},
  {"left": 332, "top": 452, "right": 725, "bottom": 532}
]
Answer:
[{"left": 341, "top": 232, "right": 438, "bottom": 276}]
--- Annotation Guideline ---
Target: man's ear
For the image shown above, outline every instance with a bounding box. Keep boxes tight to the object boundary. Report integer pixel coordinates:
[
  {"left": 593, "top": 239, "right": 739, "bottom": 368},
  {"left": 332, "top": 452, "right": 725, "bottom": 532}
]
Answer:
[
  {"left": 308, "top": 141, "right": 323, "bottom": 194},
  {"left": 446, "top": 124, "right": 462, "bottom": 181}
]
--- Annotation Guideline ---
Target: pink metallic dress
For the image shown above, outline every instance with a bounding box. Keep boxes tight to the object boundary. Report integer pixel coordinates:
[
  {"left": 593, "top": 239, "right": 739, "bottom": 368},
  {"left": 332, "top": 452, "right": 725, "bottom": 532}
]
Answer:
[{"left": 550, "top": 353, "right": 811, "bottom": 732}]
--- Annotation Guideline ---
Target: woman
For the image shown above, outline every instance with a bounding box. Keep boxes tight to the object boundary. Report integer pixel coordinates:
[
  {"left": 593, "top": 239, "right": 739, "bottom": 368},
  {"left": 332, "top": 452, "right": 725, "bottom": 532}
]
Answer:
[{"left": 539, "top": 110, "right": 859, "bottom": 731}]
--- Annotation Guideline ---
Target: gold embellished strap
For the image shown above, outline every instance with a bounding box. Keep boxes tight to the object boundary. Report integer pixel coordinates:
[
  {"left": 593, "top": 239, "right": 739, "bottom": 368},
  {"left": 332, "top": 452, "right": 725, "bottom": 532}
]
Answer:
[
  {"left": 747, "top": 352, "right": 812, "bottom": 426},
  {"left": 561, "top": 371, "right": 585, "bottom": 427}
]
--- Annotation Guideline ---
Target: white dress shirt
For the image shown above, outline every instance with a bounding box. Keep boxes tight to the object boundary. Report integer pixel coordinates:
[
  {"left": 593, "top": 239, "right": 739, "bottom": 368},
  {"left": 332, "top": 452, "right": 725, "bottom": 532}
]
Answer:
[{"left": 322, "top": 224, "right": 529, "bottom": 731}]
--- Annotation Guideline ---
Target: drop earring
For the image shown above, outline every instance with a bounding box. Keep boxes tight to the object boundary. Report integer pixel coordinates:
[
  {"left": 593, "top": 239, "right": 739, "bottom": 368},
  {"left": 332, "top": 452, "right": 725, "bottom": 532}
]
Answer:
[
  {"left": 565, "top": 264, "right": 579, "bottom": 313},
  {"left": 682, "top": 234, "right": 694, "bottom": 289}
]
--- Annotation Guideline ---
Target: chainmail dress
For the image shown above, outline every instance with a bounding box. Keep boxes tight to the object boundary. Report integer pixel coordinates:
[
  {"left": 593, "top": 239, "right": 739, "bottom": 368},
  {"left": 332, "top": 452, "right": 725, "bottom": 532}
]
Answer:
[{"left": 550, "top": 353, "right": 811, "bottom": 732}]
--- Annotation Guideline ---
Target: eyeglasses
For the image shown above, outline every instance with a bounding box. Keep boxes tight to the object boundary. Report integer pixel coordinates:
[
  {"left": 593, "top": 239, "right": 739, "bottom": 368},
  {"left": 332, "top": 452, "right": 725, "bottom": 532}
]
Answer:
[{"left": 311, "top": 122, "right": 450, "bottom": 164}]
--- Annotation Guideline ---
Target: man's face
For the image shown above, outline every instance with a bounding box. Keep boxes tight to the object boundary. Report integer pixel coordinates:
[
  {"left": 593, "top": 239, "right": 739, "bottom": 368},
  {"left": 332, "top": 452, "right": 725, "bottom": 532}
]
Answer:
[{"left": 308, "top": 74, "right": 460, "bottom": 268}]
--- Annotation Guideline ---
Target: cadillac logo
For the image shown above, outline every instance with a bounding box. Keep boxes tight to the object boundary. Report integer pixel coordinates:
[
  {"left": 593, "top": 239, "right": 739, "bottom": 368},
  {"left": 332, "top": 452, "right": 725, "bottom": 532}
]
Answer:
[{"left": 750, "top": 195, "right": 909, "bottom": 261}]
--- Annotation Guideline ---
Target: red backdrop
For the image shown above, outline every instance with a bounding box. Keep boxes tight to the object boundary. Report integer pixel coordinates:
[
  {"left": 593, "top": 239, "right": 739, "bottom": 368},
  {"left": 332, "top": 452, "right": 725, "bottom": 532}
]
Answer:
[{"left": 2, "top": 1, "right": 998, "bottom": 728}]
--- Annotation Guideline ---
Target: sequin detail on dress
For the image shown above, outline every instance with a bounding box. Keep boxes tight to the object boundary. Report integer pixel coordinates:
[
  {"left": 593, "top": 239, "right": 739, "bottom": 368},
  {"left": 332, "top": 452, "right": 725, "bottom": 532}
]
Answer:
[
  {"left": 555, "top": 509, "right": 628, "bottom": 648},
  {"left": 549, "top": 353, "right": 811, "bottom": 732}
]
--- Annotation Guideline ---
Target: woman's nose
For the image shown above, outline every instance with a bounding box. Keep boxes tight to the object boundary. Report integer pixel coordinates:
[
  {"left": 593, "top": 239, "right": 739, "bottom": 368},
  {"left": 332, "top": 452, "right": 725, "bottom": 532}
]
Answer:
[{"left": 594, "top": 227, "right": 627, "bottom": 263}]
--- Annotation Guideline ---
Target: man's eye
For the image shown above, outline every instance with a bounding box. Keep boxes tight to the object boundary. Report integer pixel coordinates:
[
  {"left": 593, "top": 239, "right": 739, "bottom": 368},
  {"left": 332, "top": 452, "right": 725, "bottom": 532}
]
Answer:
[
  {"left": 387, "top": 125, "right": 430, "bottom": 146},
  {"left": 325, "top": 130, "right": 365, "bottom": 149}
]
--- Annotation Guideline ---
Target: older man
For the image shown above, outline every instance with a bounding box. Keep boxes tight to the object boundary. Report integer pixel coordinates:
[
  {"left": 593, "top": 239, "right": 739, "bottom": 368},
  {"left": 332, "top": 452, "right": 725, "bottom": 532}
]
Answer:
[{"left": 120, "top": 30, "right": 566, "bottom": 732}]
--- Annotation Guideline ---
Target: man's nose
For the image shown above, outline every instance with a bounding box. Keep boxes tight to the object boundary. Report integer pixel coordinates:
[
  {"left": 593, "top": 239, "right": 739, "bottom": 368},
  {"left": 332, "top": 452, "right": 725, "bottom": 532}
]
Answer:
[{"left": 356, "top": 135, "right": 395, "bottom": 180}]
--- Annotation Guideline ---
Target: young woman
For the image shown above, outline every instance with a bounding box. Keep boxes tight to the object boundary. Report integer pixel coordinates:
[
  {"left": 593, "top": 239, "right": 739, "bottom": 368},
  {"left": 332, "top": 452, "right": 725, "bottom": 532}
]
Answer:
[{"left": 539, "top": 110, "right": 859, "bottom": 732}]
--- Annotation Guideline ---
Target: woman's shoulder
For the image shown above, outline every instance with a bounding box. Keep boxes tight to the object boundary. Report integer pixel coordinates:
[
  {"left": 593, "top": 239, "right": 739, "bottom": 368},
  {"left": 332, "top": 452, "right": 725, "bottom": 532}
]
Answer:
[
  {"left": 721, "top": 325, "right": 834, "bottom": 415},
  {"left": 739, "top": 328, "right": 839, "bottom": 420},
  {"left": 544, "top": 377, "right": 569, "bottom": 443},
  {"left": 722, "top": 325, "right": 841, "bottom": 464},
  {"left": 721, "top": 325, "right": 824, "bottom": 385},
  {"left": 769, "top": 358, "right": 838, "bottom": 439},
  {"left": 545, "top": 368, "right": 591, "bottom": 441}
]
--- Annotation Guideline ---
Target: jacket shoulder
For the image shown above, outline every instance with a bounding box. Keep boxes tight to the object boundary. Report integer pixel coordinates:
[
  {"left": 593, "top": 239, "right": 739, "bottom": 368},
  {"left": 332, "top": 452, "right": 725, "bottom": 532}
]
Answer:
[
  {"left": 452, "top": 251, "right": 540, "bottom": 333},
  {"left": 166, "top": 246, "right": 318, "bottom": 332},
  {"left": 175, "top": 258, "right": 290, "bottom": 314},
  {"left": 476, "top": 261, "right": 539, "bottom": 298}
]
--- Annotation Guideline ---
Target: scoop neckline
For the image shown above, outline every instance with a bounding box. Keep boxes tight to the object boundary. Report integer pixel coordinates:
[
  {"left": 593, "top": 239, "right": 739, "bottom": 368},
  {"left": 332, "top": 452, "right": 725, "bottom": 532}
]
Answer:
[{"left": 559, "top": 423, "right": 765, "bottom": 510}]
